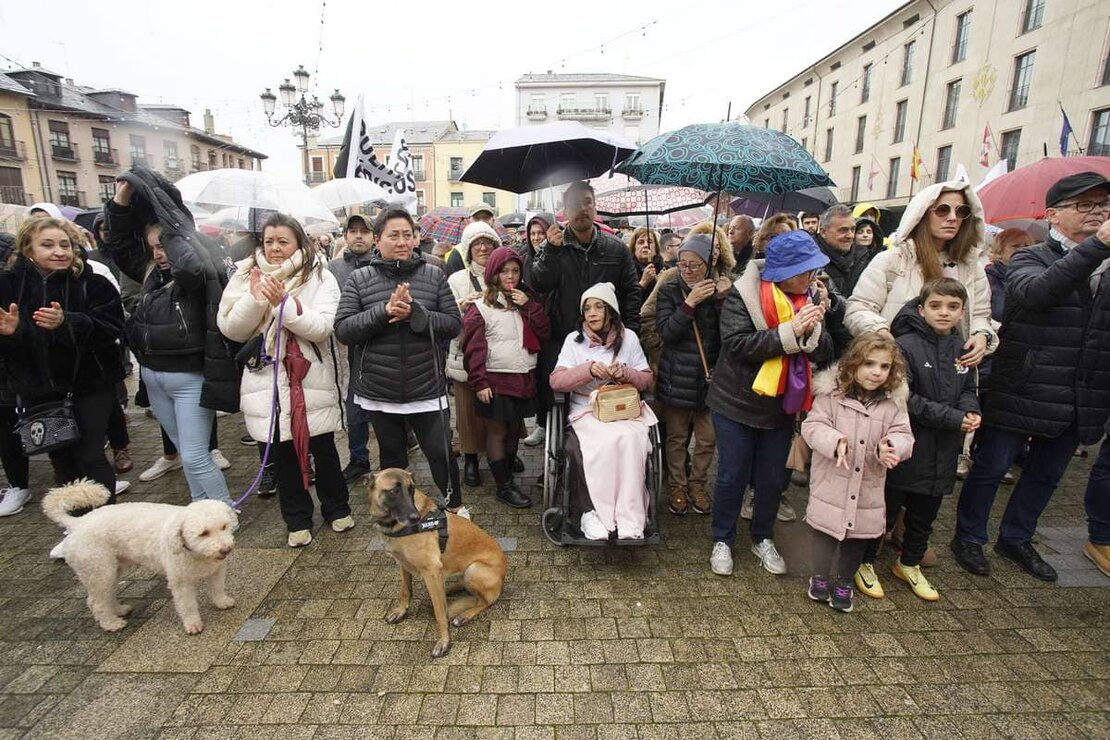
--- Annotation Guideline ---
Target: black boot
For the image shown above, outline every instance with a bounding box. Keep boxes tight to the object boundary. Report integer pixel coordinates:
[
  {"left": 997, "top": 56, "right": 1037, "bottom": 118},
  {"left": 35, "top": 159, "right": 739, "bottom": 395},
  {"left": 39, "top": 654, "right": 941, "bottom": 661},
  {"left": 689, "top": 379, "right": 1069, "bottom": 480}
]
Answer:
[
  {"left": 490, "top": 459, "right": 532, "bottom": 509},
  {"left": 512, "top": 454, "right": 525, "bottom": 474},
  {"left": 463, "top": 454, "right": 481, "bottom": 487}
]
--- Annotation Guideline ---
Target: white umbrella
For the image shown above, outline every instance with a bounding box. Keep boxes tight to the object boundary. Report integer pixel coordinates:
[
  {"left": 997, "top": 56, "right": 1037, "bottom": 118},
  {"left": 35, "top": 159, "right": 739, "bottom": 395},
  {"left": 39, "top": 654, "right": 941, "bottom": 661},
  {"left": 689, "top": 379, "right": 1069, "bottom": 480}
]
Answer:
[
  {"left": 0, "top": 203, "right": 30, "bottom": 233},
  {"left": 313, "top": 177, "right": 392, "bottom": 210},
  {"left": 175, "top": 169, "right": 340, "bottom": 235}
]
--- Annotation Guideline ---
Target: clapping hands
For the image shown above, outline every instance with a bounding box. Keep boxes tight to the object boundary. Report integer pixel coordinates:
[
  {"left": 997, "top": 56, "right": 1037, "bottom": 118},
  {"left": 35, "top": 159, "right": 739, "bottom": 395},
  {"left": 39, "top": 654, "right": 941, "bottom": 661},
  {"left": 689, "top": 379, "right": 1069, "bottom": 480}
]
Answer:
[
  {"left": 387, "top": 282, "right": 413, "bottom": 323},
  {"left": 249, "top": 268, "right": 286, "bottom": 307}
]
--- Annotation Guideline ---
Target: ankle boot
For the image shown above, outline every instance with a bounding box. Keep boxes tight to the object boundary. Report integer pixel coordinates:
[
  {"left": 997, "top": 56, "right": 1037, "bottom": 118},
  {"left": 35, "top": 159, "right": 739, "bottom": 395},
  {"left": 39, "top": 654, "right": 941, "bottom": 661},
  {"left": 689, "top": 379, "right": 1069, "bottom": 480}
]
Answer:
[
  {"left": 463, "top": 454, "right": 481, "bottom": 486},
  {"left": 490, "top": 459, "right": 532, "bottom": 509}
]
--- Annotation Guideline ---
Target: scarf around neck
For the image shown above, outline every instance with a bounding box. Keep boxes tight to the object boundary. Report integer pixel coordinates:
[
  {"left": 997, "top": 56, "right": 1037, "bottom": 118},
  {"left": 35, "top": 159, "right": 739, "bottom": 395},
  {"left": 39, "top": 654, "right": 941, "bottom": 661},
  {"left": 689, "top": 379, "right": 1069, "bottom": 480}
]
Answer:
[{"left": 751, "top": 280, "right": 813, "bottom": 413}]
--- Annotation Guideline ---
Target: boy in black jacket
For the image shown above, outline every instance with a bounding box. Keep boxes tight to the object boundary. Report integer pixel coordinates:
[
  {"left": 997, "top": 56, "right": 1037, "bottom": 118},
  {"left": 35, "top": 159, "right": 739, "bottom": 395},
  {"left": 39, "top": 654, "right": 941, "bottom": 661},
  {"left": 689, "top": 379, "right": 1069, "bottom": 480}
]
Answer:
[{"left": 856, "top": 278, "right": 981, "bottom": 602}]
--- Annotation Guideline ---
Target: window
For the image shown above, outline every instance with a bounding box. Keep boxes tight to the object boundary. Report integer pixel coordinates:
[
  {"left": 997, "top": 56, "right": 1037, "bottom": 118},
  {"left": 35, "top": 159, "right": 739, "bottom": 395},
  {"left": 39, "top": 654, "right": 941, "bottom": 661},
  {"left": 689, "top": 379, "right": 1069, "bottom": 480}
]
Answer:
[
  {"left": 803, "top": 96, "right": 811, "bottom": 125},
  {"left": 824, "top": 128, "right": 834, "bottom": 162},
  {"left": 850, "top": 165, "right": 861, "bottom": 202},
  {"left": 801, "top": 136, "right": 808, "bottom": 152},
  {"left": 559, "top": 93, "right": 574, "bottom": 111},
  {"left": 886, "top": 158, "right": 901, "bottom": 199},
  {"left": 238, "top": 158, "right": 244, "bottom": 169},
  {"left": 594, "top": 93, "right": 609, "bottom": 112},
  {"left": 893, "top": 100, "right": 908, "bottom": 143},
  {"left": 0, "top": 115, "right": 15, "bottom": 156},
  {"left": 781, "top": 107, "right": 789, "bottom": 133},
  {"left": 855, "top": 116, "right": 866, "bottom": 154},
  {"left": 449, "top": 156, "right": 463, "bottom": 179},
  {"left": 91, "top": 128, "right": 110, "bottom": 157},
  {"left": 450, "top": 191, "right": 464, "bottom": 208},
  {"left": 415, "top": 190, "right": 426, "bottom": 215},
  {"left": 164, "top": 140, "right": 179, "bottom": 169},
  {"left": 901, "top": 41, "right": 916, "bottom": 86},
  {"left": 828, "top": 81, "right": 838, "bottom": 115},
  {"left": 412, "top": 154, "right": 425, "bottom": 181},
  {"left": 1008, "top": 51, "right": 1036, "bottom": 111},
  {"left": 952, "top": 11, "right": 972, "bottom": 63},
  {"left": 935, "top": 145, "right": 953, "bottom": 182},
  {"left": 1021, "top": 0, "right": 1044, "bottom": 33},
  {"left": 190, "top": 145, "right": 202, "bottom": 169},
  {"left": 1000, "top": 129, "right": 1022, "bottom": 170},
  {"left": 861, "top": 64, "right": 872, "bottom": 103},
  {"left": 98, "top": 175, "right": 116, "bottom": 202},
  {"left": 764, "top": 118, "right": 770, "bottom": 128},
  {"left": 482, "top": 192, "right": 497, "bottom": 208},
  {"left": 0, "top": 166, "right": 25, "bottom": 205},
  {"left": 528, "top": 94, "right": 545, "bottom": 113},
  {"left": 57, "top": 171, "right": 79, "bottom": 206},
  {"left": 130, "top": 134, "right": 147, "bottom": 164},
  {"left": 1089, "top": 109, "right": 1110, "bottom": 156},
  {"left": 1103, "top": 48, "right": 1110, "bottom": 86},
  {"left": 48, "top": 120, "right": 71, "bottom": 157},
  {"left": 942, "top": 79, "right": 961, "bottom": 129},
  {"left": 311, "top": 156, "right": 323, "bottom": 173},
  {"left": 625, "top": 92, "right": 640, "bottom": 111}
]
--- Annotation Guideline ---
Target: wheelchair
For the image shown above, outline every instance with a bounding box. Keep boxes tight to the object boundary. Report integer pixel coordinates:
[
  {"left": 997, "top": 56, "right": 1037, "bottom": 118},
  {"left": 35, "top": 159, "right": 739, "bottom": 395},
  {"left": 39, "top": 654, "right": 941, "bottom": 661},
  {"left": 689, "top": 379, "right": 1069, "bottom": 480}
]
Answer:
[{"left": 540, "top": 392, "right": 664, "bottom": 546}]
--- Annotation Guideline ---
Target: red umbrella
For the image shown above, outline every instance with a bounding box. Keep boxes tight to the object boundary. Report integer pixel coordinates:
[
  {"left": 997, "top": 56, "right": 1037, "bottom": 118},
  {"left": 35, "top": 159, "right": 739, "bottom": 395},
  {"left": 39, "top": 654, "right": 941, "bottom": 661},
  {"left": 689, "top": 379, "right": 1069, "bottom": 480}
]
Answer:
[
  {"left": 283, "top": 336, "right": 312, "bottom": 490},
  {"left": 418, "top": 207, "right": 511, "bottom": 244},
  {"left": 978, "top": 156, "right": 1110, "bottom": 223}
]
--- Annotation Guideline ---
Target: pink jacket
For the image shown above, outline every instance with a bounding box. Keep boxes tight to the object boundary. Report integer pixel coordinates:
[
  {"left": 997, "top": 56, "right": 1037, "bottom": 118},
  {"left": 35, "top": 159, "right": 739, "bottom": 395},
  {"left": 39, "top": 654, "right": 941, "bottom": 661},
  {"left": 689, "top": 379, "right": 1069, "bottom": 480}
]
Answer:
[{"left": 801, "top": 368, "right": 914, "bottom": 541}]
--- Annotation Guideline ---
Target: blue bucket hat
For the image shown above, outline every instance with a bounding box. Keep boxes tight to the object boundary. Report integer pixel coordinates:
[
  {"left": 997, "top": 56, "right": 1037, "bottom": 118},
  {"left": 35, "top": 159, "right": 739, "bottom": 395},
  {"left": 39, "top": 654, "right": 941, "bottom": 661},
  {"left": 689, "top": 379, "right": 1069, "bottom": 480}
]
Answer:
[{"left": 762, "top": 230, "right": 829, "bottom": 282}]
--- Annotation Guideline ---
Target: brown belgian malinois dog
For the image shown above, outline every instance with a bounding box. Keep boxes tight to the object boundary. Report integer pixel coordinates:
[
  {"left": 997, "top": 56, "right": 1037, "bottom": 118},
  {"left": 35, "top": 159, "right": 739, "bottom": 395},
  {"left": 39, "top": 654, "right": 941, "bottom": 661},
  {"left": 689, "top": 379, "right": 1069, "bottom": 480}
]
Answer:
[{"left": 368, "top": 468, "right": 507, "bottom": 657}]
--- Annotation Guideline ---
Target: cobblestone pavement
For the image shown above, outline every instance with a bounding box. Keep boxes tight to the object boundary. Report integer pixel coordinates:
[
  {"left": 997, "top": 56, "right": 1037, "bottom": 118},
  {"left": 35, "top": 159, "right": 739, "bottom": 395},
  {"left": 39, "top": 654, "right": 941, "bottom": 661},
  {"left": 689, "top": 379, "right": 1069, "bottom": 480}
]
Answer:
[{"left": 0, "top": 401, "right": 1107, "bottom": 739}]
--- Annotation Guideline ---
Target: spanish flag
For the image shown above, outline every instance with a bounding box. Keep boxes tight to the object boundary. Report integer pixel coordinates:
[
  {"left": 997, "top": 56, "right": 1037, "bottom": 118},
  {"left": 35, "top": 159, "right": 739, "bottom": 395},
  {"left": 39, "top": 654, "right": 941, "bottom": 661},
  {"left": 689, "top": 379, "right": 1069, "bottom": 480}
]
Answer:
[{"left": 910, "top": 141, "right": 924, "bottom": 181}]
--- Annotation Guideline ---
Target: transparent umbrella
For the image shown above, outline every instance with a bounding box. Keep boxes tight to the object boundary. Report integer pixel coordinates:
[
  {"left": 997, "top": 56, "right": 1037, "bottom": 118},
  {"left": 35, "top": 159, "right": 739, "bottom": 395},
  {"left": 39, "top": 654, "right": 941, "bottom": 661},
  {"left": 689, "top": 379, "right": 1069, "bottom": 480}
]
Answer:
[
  {"left": 175, "top": 169, "right": 340, "bottom": 235},
  {"left": 312, "top": 177, "right": 392, "bottom": 210}
]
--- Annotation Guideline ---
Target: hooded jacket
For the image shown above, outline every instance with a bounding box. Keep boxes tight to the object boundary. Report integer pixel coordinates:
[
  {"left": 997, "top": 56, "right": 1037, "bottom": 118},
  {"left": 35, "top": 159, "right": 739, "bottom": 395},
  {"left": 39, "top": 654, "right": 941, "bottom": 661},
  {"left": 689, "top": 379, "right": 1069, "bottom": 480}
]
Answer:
[
  {"left": 706, "top": 258, "right": 836, "bottom": 429},
  {"left": 984, "top": 231, "right": 1110, "bottom": 444},
  {"left": 0, "top": 258, "right": 125, "bottom": 402},
  {"left": 885, "top": 299, "right": 979, "bottom": 497},
  {"left": 102, "top": 166, "right": 240, "bottom": 412},
  {"left": 327, "top": 247, "right": 375, "bottom": 294},
  {"left": 853, "top": 217, "right": 886, "bottom": 258},
  {"left": 814, "top": 232, "right": 874, "bottom": 298},
  {"left": 333, "top": 248, "right": 461, "bottom": 403},
  {"left": 801, "top": 367, "right": 913, "bottom": 540},
  {"left": 654, "top": 273, "right": 721, "bottom": 409},
  {"left": 845, "top": 181, "right": 996, "bottom": 350},
  {"left": 515, "top": 213, "right": 552, "bottom": 288}
]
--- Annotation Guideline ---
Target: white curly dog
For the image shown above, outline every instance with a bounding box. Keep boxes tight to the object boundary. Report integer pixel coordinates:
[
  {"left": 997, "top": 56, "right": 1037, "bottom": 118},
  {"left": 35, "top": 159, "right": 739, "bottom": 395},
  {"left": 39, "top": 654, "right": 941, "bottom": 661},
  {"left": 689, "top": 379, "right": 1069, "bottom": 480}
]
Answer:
[{"left": 43, "top": 479, "right": 238, "bottom": 634}]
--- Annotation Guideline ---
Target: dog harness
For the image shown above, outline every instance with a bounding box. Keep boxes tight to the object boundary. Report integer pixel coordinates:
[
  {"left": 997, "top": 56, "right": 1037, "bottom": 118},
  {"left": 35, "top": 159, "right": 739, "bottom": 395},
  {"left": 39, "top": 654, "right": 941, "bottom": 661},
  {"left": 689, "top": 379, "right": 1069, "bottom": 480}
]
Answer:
[{"left": 382, "top": 509, "right": 449, "bottom": 552}]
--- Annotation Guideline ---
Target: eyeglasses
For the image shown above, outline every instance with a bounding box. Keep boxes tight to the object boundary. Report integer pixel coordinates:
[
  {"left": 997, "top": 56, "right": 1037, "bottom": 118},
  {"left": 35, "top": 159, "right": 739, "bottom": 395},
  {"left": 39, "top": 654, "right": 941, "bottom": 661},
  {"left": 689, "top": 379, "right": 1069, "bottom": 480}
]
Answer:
[
  {"left": 1054, "top": 199, "right": 1110, "bottom": 214},
  {"left": 676, "top": 261, "right": 706, "bottom": 272},
  {"left": 929, "top": 203, "right": 972, "bottom": 220}
]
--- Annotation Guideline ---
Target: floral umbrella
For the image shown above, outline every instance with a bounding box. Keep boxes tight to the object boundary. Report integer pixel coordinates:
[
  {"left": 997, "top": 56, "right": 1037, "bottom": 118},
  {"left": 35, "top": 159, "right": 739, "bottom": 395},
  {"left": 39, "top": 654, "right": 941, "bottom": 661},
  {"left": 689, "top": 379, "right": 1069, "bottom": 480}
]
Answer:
[{"left": 595, "top": 184, "right": 709, "bottom": 217}]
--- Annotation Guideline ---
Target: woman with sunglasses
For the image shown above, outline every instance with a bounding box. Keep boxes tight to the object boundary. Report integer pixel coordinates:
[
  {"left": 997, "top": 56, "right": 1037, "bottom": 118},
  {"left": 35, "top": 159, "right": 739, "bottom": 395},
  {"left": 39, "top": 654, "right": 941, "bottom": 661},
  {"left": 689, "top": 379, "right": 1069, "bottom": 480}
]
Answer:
[{"left": 846, "top": 182, "right": 996, "bottom": 368}]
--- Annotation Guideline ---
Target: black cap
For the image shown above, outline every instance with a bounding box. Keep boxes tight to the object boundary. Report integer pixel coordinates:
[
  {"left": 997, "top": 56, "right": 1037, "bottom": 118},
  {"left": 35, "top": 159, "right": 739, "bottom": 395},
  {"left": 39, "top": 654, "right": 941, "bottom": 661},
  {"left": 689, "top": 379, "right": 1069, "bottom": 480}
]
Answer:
[
  {"left": 1045, "top": 171, "right": 1110, "bottom": 208},
  {"left": 343, "top": 214, "right": 370, "bottom": 232}
]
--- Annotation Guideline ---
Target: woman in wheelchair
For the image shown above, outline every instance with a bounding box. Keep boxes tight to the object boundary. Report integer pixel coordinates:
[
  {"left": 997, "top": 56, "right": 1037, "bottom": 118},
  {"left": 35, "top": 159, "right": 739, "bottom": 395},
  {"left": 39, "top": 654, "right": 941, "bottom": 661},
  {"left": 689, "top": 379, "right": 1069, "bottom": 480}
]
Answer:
[{"left": 549, "top": 283, "right": 656, "bottom": 540}]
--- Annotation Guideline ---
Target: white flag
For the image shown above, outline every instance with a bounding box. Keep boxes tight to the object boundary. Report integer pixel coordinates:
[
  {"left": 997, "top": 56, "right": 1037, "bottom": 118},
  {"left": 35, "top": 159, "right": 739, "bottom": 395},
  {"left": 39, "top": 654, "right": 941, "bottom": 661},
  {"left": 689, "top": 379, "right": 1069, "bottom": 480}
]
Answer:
[
  {"left": 953, "top": 163, "right": 970, "bottom": 184},
  {"left": 385, "top": 129, "right": 418, "bottom": 214},
  {"left": 974, "top": 160, "right": 1008, "bottom": 192},
  {"left": 335, "top": 95, "right": 404, "bottom": 192}
]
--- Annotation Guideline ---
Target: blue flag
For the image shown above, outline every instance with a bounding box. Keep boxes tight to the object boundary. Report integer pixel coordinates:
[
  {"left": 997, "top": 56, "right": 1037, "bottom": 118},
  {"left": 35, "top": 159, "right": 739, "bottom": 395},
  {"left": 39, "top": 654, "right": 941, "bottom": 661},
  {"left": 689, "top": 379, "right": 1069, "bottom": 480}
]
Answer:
[{"left": 1060, "top": 109, "right": 1074, "bottom": 156}]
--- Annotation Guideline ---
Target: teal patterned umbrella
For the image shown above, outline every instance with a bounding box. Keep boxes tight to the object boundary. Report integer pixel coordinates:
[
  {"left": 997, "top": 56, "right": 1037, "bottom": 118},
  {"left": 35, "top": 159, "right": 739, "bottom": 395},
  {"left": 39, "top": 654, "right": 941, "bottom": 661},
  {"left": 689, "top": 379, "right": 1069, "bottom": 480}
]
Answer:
[{"left": 616, "top": 123, "right": 834, "bottom": 194}]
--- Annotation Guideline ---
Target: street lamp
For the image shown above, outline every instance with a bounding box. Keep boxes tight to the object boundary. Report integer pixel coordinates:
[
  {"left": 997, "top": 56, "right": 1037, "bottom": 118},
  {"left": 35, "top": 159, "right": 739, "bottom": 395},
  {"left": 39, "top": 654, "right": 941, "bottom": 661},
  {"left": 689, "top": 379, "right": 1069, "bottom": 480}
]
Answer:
[{"left": 260, "top": 67, "right": 345, "bottom": 185}]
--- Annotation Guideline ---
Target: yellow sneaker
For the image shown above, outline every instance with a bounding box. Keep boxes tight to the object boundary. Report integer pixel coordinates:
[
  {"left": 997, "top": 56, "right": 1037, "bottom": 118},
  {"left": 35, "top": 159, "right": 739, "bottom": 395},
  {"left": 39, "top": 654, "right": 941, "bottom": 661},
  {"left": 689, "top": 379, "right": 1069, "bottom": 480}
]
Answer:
[
  {"left": 287, "top": 529, "right": 312, "bottom": 548},
  {"left": 893, "top": 559, "right": 939, "bottom": 601},
  {"left": 853, "top": 563, "right": 885, "bottom": 599}
]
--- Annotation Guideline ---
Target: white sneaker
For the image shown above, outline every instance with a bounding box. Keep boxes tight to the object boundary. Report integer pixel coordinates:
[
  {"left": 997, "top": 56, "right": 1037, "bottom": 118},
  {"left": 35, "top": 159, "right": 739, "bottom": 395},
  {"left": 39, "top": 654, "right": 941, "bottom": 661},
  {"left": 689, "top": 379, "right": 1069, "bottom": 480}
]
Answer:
[
  {"left": 752, "top": 539, "right": 787, "bottom": 575},
  {"left": 115, "top": 481, "right": 131, "bottom": 496},
  {"left": 710, "top": 542, "right": 734, "bottom": 576},
  {"left": 523, "top": 427, "right": 546, "bottom": 447},
  {"left": 211, "top": 449, "right": 231, "bottom": 470},
  {"left": 49, "top": 536, "right": 68, "bottom": 561},
  {"left": 777, "top": 497, "right": 797, "bottom": 522},
  {"left": 740, "top": 490, "right": 753, "bottom": 520},
  {"left": 139, "top": 456, "right": 182, "bottom": 482},
  {"left": 0, "top": 487, "right": 31, "bottom": 517},
  {"left": 453, "top": 507, "right": 472, "bottom": 520},
  {"left": 580, "top": 510, "right": 609, "bottom": 540}
]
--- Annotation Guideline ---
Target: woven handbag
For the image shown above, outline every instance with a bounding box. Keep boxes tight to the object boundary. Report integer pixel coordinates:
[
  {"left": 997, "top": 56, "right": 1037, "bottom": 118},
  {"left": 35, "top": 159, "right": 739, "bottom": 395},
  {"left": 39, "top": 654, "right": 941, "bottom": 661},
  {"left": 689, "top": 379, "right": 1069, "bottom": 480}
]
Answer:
[{"left": 592, "top": 383, "right": 642, "bottom": 422}]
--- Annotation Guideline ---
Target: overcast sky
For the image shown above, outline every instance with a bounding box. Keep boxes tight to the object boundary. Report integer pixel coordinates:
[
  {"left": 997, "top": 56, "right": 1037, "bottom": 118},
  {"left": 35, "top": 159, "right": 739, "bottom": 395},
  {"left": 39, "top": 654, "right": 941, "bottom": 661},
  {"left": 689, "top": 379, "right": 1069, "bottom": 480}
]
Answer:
[{"left": 0, "top": 0, "right": 905, "bottom": 180}]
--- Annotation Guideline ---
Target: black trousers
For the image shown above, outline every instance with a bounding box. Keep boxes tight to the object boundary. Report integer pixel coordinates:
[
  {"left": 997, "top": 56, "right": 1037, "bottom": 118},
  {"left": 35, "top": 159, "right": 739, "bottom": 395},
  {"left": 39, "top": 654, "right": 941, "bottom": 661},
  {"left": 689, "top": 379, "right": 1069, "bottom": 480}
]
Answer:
[
  {"left": 0, "top": 406, "right": 29, "bottom": 489},
  {"left": 162, "top": 417, "right": 218, "bottom": 456},
  {"left": 863, "top": 488, "right": 945, "bottom": 567},
  {"left": 565, "top": 427, "right": 592, "bottom": 520},
  {"left": 368, "top": 409, "right": 461, "bottom": 508},
  {"left": 48, "top": 389, "right": 116, "bottom": 500},
  {"left": 810, "top": 529, "right": 868, "bottom": 580},
  {"left": 272, "top": 432, "right": 350, "bottom": 531},
  {"left": 106, "top": 397, "right": 129, "bottom": 452}
]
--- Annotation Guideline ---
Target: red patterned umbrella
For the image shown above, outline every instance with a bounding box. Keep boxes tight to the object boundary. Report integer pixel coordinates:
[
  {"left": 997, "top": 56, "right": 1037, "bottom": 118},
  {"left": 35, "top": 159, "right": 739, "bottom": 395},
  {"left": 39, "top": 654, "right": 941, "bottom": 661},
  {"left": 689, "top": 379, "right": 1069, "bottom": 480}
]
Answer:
[
  {"left": 977, "top": 156, "right": 1110, "bottom": 223},
  {"left": 419, "top": 207, "right": 511, "bottom": 244},
  {"left": 595, "top": 184, "right": 709, "bottom": 217}
]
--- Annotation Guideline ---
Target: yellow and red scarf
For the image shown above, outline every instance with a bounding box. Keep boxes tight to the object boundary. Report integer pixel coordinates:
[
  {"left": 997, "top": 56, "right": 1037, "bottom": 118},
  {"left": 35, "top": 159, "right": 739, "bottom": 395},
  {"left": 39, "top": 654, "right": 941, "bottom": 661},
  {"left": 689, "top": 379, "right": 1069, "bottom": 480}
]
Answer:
[{"left": 751, "top": 280, "right": 814, "bottom": 412}]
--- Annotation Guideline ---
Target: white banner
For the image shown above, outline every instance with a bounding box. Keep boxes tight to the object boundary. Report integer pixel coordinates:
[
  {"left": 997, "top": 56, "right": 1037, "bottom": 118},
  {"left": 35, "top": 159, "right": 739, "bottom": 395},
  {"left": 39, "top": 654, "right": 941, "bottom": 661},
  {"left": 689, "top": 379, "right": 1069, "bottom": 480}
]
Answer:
[
  {"left": 385, "top": 129, "right": 418, "bottom": 214},
  {"left": 339, "top": 95, "right": 405, "bottom": 194}
]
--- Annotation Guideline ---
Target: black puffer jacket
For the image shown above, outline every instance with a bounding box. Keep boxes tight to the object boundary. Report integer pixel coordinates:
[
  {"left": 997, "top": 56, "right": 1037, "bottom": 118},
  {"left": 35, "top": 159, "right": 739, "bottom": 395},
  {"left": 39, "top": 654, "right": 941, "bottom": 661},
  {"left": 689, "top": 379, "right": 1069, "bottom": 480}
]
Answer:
[
  {"left": 707, "top": 259, "right": 836, "bottom": 429},
  {"left": 655, "top": 277, "right": 721, "bottom": 408},
  {"left": 985, "top": 233, "right": 1110, "bottom": 444},
  {"left": 0, "top": 258, "right": 124, "bottom": 403},
  {"left": 885, "top": 300, "right": 979, "bottom": 497},
  {"left": 815, "top": 233, "right": 874, "bottom": 298},
  {"left": 334, "top": 249, "right": 461, "bottom": 403},
  {"left": 102, "top": 166, "right": 240, "bottom": 412},
  {"left": 529, "top": 225, "right": 642, "bottom": 340}
]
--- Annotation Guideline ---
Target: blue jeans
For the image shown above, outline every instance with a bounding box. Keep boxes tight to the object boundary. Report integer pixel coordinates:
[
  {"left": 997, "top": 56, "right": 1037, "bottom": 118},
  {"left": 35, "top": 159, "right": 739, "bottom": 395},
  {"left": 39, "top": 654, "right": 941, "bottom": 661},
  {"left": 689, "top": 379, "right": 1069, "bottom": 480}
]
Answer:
[
  {"left": 956, "top": 423, "right": 1078, "bottom": 545},
  {"left": 711, "top": 412, "right": 792, "bottom": 546},
  {"left": 142, "top": 367, "right": 233, "bottom": 505},
  {"left": 1084, "top": 438, "right": 1110, "bottom": 545},
  {"left": 345, "top": 397, "right": 371, "bottom": 465}
]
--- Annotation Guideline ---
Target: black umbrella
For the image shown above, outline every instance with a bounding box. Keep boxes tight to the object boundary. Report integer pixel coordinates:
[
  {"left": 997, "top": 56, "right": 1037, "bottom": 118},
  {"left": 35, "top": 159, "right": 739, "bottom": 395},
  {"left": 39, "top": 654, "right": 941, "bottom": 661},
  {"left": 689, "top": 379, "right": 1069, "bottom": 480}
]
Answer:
[{"left": 728, "top": 187, "right": 838, "bottom": 217}]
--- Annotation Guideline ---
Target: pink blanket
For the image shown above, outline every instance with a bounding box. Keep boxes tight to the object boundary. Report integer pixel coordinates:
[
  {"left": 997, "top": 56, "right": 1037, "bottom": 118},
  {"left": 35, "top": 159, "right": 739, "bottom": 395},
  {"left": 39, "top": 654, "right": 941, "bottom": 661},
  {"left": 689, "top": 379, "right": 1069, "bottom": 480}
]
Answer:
[{"left": 570, "top": 400, "right": 659, "bottom": 536}]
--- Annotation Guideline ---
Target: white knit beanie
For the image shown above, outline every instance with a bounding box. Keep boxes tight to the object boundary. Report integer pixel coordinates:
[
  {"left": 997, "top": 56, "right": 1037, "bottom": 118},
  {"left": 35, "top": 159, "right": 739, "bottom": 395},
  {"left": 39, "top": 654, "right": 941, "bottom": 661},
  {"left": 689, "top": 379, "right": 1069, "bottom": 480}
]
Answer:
[
  {"left": 580, "top": 282, "right": 620, "bottom": 316},
  {"left": 459, "top": 221, "right": 501, "bottom": 261}
]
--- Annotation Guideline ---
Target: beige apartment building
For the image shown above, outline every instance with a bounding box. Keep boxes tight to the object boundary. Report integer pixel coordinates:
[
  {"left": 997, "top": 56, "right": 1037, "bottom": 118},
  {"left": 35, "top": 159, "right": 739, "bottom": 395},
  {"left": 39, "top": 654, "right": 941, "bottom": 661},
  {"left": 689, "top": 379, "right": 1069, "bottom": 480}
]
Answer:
[
  {"left": 745, "top": 0, "right": 1110, "bottom": 207},
  {"left": 0, "top": 63, "right": 265, "bottom": 209}
]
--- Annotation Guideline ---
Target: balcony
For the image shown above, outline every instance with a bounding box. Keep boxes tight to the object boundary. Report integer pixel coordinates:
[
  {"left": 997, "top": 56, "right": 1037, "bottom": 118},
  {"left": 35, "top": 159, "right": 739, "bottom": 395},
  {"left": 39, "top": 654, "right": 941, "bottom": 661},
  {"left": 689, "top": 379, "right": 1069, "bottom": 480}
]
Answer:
[
  {"left": 51, "top": 143, "right": 78, "bottom": 162},
  {"left": 164, "top": 157, "right": 184, "bottom": 176},
  {"left": 448, "top": 167, "right": 464, "bottom": 181},
  {"left": 556, "top": 106, "right": 611, "bottom": 122},
  {"left": 93, "top": 148, "right": 118, "bottom": 167},
  {"left": 191, "top": 161, "right": 207, "bottom": 173},
  {"left": 0, "top": 186, "right": 28, "bottom": 205},
  {"left": 413, "top": 169, "right": 426, "bottom": 182},
  {"left": 307, "top": 171, "right": 329, "bottom": 184},
  {"left": 0, "top": 141, "right": 26, "bottom": 161},
  {"left": 621, "top": 107, "right": 643, "bottom": 120},
  {"left": 58, "top": 190, "right": 85, "bottom": 208},
  {"left": 131, "top": 154, "right": 149, "bottom": 167},
  {"left": 526, "top": 107, "right": 548, "bottom": 121}
]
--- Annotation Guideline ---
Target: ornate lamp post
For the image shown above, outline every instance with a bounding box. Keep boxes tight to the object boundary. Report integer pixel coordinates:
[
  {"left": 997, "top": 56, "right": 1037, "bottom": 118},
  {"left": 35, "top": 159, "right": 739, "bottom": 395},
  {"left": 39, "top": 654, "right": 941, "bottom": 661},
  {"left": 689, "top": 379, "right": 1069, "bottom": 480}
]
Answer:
[{"left": 260, "top": 65, "right": 346, "bottom": 185}]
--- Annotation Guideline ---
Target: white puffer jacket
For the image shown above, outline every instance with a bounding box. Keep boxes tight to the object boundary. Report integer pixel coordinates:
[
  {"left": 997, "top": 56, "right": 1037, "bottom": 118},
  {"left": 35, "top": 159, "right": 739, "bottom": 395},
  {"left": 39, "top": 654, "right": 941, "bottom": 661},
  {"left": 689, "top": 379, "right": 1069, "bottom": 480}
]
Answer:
[
  {"left": 446, "top": 266, "right": 485, "bottom": 382},
  {"left": 217, "top": 250, "right": 343, "bottom": 443}
]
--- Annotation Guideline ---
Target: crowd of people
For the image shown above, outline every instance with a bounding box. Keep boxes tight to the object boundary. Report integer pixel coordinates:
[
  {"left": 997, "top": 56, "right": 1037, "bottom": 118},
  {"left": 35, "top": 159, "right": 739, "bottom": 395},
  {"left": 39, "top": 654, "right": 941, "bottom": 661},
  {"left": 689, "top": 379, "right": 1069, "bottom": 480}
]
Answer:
[{"left": 1, "top": 165, "right": 1108, "bottom": 613}]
